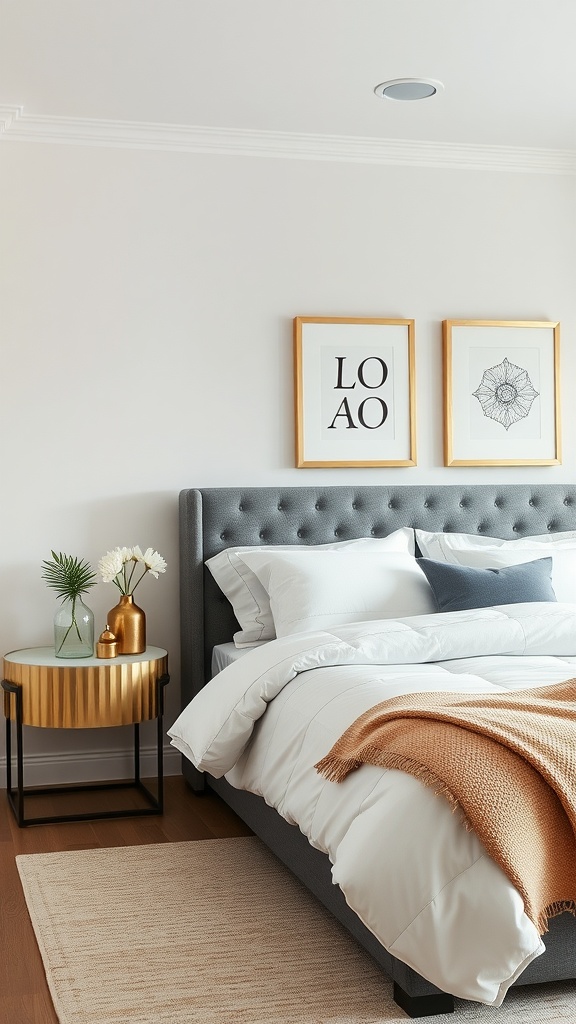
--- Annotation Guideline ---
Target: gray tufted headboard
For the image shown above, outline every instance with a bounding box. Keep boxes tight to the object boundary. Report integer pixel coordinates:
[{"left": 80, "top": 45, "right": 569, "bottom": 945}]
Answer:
[{"left": 179, "top": 483, "right": 576, "bottom": 710}]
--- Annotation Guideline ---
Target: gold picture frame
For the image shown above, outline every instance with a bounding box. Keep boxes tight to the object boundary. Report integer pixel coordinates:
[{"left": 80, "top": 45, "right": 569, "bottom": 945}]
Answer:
[
  {"left": 294, "top": 316, "right": 417, "bottom": 468},
  {"left": 443, "top": 319, "right": 561, "bottom": 467}
]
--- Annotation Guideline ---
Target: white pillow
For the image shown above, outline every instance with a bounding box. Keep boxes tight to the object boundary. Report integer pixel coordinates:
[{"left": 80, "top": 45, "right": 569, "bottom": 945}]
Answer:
[
  {"left": 415, "top": 529, "right": 576, "bottom": 604},
  {"left": 236, "top": 548, "right": 436, "bottom": 639},
  {"left": 206, "top": 528, "right": 416, "bottom": 646}
]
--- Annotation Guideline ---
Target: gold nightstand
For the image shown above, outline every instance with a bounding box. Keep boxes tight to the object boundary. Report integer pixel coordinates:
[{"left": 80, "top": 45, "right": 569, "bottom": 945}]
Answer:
[{"left": 2, "top": 646, "right": 169, "bottom": 827}]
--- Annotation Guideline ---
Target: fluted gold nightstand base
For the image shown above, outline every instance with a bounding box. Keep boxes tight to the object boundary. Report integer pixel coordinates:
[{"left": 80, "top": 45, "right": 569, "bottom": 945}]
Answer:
[{"left": 2, "top": 646, "right": 168, "bottom": 728}]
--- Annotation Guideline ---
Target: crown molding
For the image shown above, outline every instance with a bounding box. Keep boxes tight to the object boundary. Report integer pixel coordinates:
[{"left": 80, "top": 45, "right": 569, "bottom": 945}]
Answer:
[
  {"left": 1, "top": 104, "right": 575, "bottom": 174},
  {"left": 0, "top": 103, "right": 22, "bottom": 131}
]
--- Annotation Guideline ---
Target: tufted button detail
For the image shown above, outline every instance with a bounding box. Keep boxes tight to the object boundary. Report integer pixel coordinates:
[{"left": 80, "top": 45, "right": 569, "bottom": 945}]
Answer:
[
  {"left": 259, "top": 530, "right": 267, "bottom": 539},
  {"left": 238, "top": 504, "right": 244, "bottom": 512},
  {"left": 388, "top": 501, "right": 395, "bottom": 510},
  {"left": 315, "top": 502, "right": 321, "bottom": 511},
  {"left": 297, "top": 530, "right": 303, "bottom": 538},
  {"left": 220, "top": 531, "right": 227, "bottom": 541},
  {"left": 564, "top": 497, "right": 572, "bottom": 506},
  {"left": 277, "top": 503, "right": 283, "bottom": 511},
  {"left": 494, "top": 499, "right": 502, "bottom": 508},
  {"left": 459, "top": 500, "right": 467, "bottom": 508}
]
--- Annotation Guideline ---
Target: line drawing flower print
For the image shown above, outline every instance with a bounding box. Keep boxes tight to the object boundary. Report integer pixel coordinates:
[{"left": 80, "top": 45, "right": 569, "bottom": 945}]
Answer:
[{"left": 472, "top": 357, "right": 539, "bottom": 430}]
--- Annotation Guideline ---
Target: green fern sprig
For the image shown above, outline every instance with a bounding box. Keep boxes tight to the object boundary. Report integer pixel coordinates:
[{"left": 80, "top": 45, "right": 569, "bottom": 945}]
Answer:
[{"left": 41, "top": 551, "right": 97, "bottom": 602}]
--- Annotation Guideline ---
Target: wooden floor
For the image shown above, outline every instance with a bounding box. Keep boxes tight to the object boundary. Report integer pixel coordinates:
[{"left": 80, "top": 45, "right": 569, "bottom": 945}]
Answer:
[{"left": 0, "top": 775, "right": 252, "bottom": 1024}]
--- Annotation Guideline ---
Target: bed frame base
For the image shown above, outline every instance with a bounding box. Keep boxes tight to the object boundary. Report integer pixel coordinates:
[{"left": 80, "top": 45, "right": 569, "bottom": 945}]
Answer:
[
  {"left": 186, "top": 764, "right": 206, "bottom": 792},
  {"left": 393, "top": 983, "right": 454, "bottom": 1017}
]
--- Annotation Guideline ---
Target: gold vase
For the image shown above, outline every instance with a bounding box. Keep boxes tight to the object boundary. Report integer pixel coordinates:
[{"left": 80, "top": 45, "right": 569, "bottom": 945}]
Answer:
[{"left": 107, "top": 595, "right": 146, "bottom": 655}]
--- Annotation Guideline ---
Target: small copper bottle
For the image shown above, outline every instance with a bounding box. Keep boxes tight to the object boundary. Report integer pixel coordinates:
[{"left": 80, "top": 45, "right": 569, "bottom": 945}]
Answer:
[{"left": 96, "top": 625, "right": 119, "bottom": 659}]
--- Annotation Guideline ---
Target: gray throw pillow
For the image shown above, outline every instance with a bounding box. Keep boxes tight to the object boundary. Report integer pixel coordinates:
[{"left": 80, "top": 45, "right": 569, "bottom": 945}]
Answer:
[{"left": 417, "top": 556, "right": 556, "bottom": 613}]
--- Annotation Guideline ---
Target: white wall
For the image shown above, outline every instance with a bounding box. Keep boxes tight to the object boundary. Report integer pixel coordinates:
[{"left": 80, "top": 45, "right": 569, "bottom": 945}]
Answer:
[{"left": 2, "top": 140, "right": 575, "bottom": 781}]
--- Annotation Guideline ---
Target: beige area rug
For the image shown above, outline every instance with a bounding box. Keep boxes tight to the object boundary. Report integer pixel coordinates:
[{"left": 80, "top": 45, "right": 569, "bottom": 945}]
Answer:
[{"left": 16, "top": 837, "right": 576, "bottom": 1024}]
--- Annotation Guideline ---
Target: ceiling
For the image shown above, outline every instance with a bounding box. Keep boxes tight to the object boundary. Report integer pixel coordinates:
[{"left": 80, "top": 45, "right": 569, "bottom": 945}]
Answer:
[{"left": 1, "top": 0, "right": 576, "bottom": 152}]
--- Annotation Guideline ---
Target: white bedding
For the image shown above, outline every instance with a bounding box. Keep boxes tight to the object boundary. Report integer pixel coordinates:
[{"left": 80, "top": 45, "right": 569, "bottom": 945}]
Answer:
[
  {"left": 169, "top": 602, "right": 576, "bottom": 1005},
  {"left": 211, "top": 641, "right": 257, "bottom": 675}
]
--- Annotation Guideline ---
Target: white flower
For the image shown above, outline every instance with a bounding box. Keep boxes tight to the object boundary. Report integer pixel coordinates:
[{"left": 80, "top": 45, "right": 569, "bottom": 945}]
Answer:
[
  {"left": 99, "top": 544, "right": 167, "bottom": 592},
  {"left": 98, "top": 548, "right": 125, "bottom": 583},
  {"left": 141, "top": 547, "right": 167, "bottom": 578}
]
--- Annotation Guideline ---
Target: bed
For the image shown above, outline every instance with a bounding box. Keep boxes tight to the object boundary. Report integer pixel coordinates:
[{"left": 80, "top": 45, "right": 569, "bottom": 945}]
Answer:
[{"left": 173, "top": 484, "right": 576, "bottom": 1018}]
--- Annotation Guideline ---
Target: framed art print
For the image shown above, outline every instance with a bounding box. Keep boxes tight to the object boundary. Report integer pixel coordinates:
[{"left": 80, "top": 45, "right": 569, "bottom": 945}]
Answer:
[
  {"left": 294, "top": 317, "right": 416, "bottom": 468},
  {"left": 443, "top": 319, "right": 561, "bottom": 466}
]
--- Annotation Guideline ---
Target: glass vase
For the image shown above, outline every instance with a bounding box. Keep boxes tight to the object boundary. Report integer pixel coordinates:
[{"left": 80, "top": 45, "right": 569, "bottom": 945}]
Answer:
[
  {"left": 107, "top": 594, "right": 146, "bottom": 655},
  {"left": 54, "top": 596, "right": 95, "bottom": 658}
]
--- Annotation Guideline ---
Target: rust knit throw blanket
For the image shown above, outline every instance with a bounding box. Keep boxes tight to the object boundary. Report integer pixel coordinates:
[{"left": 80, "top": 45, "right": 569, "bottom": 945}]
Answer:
[{"left": 315, "top": 680, "right": 576, "bottom": 934}]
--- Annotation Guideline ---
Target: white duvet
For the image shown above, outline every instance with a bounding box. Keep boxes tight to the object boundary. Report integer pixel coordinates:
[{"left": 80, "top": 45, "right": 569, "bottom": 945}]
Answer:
[{"left": 168, "top": 602, "right": 576, "bottom": 1005}]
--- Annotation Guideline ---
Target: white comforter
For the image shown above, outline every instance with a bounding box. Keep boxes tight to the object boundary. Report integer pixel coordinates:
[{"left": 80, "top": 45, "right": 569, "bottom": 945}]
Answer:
[{"left": 168, "top": 602, "right": 576, "bottom": 1005}]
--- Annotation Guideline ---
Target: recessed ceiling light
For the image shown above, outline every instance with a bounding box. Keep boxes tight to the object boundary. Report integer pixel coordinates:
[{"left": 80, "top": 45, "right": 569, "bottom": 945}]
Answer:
[{"left": 374, "top": 78, "right": 444, "bottom": 101}]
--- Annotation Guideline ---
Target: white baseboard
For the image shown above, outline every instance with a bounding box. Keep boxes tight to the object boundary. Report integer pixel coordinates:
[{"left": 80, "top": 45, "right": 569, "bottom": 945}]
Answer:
[{"left": 0, "top": 744, "right": 182, "bottom": 787}]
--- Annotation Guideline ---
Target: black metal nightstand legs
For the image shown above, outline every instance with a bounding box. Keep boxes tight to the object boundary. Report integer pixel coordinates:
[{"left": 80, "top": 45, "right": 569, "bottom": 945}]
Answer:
[
  {"left": 4, "top": 679, "right": 24, "bottom": 826},
  {"left": 2, "top": 672, "right": 170, "bottom": 827}
]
